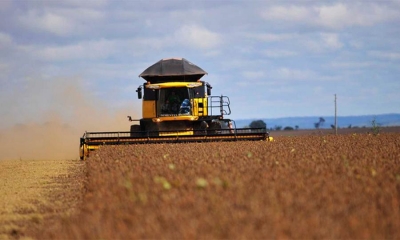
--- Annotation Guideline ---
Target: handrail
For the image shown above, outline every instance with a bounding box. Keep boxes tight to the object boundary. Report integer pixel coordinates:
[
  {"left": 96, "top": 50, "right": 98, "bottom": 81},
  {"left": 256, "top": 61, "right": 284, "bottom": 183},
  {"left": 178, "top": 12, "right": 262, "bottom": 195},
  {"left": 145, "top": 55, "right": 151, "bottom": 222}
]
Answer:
[{"left": 208, "top": 95, "right": 231, "bottom": 116}]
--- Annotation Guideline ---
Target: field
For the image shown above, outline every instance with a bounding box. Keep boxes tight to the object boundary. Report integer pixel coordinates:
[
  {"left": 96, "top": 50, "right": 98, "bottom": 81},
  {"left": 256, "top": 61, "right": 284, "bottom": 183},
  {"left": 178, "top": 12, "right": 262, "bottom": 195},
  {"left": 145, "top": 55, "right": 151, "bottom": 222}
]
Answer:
[
  {"left": 269, "top": 126, "right": 400, "bottom": 137},
  {"left": 0, "top": 159, "right": 84, "bottom": 239},
  {"left": 1, "top": 131, "right": 400, "bottom": 239}
]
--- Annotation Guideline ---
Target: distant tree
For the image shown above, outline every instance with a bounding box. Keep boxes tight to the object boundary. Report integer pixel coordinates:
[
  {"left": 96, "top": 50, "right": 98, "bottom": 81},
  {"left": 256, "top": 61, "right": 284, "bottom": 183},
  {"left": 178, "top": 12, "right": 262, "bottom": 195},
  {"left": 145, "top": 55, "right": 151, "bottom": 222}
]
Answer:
[
  {"left": 319, "top": 117, "right": 326, "bottom": 127},
  {"left": 249, "top": 120, "right": 267, "bottom": 129},
  {"left": 371, "top": 118, "right": 381, "bottom": 135},
  {"left": 295, "top": 125, "right": 299, "bottom": 130},
  {"left": 348, "top": 124, "right": 352, "bottom": 129},
  {"left": 314, "top": 117, "right": 326, "bottom": 129},
  {"left": 284, "top": 126, "right": 294, "bottom": 131},
  {"left": 274, "top": 125, "right": 282, "bottom": 131},
  {"left": 330, "top": 124, "right": 335, "bottom": 129}
]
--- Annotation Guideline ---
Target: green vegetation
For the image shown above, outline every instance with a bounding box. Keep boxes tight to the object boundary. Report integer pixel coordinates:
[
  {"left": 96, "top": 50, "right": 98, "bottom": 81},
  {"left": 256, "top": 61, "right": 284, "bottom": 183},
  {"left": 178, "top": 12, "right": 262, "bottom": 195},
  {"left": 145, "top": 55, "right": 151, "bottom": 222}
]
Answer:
[
  {"left": 371, "top": 118, "right": 381, "bottom": 135},
  {"left": 249, "top": 120, "right": 267, "bottom": 129}
]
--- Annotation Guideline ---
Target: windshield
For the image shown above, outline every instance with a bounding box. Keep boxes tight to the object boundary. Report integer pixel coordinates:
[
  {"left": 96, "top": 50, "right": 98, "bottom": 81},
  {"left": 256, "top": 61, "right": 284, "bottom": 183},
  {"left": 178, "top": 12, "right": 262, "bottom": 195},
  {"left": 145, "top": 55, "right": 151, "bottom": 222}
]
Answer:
[{"left": 158, "top": 87, "right": 191, "bottom": 116}]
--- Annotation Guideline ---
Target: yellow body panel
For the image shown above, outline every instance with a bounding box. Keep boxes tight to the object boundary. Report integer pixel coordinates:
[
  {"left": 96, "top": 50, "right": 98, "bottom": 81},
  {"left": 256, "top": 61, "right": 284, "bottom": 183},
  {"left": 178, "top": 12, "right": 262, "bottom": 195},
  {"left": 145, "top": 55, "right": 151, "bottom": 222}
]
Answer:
[
  {"left": 159, "top": 131, "right": 194, "bottom": 136},
  {"left": 152, "top": 116, "right": 199, "bottom": 122},
  {"left": 146, "top": 82, "right": 202, "bottom": 89},
  {"left": 143, "top": 100, "right": 156, "bottom": 118},
  {"left": 80, "top": 145, "right": 99, "bottom": 160},
  {"left": 193, "top": 98, "right": 208, "bottom": 116}
]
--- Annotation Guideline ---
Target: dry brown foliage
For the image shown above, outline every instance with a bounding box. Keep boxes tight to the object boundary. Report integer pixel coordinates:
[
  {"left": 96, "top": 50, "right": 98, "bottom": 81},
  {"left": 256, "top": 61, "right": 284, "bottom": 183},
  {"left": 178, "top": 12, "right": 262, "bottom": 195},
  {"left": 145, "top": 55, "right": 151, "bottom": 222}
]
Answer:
[{"left": 39, "top": 133, "right": 400, "bottom": 239}]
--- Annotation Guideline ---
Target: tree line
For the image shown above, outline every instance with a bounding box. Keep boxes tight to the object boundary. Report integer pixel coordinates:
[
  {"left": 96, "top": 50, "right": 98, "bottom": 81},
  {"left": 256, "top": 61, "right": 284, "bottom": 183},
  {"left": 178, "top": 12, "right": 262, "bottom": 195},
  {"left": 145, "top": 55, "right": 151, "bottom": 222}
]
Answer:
[{"left": 248, "top": 117, "right": 331, "bottom": 131}]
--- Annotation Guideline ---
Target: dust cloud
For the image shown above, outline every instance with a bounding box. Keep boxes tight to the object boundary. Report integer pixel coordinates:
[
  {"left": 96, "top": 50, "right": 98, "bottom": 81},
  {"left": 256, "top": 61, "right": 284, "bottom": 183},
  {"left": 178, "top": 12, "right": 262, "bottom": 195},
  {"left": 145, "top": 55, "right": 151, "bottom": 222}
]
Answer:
[{"left": 0, "top": 77, "right": 140, "bottom": 160}]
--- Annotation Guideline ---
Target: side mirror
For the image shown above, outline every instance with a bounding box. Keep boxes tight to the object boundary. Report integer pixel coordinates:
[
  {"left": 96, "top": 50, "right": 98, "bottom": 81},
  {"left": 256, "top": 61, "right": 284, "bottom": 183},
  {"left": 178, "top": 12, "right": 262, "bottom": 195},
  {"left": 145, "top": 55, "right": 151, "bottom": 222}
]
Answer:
[
  {"left": 206, "top": 83, "right": 212, "bottom": 96},
  {"left": 136, "top": 86, "right": 142, "bottom": 99}
]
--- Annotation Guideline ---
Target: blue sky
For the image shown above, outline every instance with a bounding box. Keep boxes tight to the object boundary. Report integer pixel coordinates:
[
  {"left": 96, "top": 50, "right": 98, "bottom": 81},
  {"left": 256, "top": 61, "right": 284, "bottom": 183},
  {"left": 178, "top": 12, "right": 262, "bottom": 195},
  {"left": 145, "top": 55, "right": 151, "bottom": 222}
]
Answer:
[{"left": 1, "top": 0, "right": 400, "bottom": 130}]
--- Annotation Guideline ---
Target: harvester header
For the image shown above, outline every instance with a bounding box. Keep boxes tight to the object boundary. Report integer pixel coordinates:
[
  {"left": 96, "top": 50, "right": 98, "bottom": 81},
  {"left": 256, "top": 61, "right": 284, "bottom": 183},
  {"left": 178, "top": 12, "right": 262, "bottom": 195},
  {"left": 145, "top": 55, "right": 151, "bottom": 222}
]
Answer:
[{"left": 80, "top": 58, "right": 271, "bottom": 160}]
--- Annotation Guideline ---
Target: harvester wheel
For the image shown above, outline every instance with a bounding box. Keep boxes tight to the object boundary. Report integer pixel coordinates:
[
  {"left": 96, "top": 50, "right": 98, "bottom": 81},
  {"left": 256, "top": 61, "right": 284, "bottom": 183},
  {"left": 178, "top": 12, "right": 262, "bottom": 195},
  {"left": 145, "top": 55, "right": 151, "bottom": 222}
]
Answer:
[
  {"left": 130, "top": 124, "right": 141, "bottom": 137},
  {"left": 209, "top": 121, "right": 222, "bottom": 134}
]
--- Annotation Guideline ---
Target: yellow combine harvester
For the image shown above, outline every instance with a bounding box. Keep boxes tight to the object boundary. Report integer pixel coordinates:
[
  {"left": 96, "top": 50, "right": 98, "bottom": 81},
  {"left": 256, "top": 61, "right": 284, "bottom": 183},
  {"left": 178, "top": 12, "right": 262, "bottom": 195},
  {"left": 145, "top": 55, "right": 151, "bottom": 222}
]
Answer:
[{"left": 80, "top": 58, "right": 271, "bottom": 160}]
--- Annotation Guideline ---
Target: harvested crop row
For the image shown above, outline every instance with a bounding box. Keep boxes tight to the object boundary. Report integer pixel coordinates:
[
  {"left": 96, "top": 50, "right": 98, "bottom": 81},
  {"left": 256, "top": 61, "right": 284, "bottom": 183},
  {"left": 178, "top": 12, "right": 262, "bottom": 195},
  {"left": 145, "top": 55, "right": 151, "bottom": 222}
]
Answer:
[
  {"left": 0, "top": 159, "right": 85, "bottom": 240},
  {"left": 40, "top": 133, "right": 400, "bottom": 239}
]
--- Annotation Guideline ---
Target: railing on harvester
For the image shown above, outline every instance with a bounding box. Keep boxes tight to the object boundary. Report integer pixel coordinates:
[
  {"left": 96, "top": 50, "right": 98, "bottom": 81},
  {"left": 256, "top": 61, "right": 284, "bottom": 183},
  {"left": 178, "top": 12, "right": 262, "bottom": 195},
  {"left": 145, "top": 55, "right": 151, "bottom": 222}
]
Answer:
[{"left": 208, "top": 95, "right": 231, "bottom": 117}]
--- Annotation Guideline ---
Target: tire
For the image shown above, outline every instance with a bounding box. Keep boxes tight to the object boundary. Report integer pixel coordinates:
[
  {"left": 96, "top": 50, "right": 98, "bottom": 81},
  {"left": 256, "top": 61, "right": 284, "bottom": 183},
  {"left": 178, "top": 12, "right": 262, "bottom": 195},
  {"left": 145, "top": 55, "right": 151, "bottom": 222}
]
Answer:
[{"left": 209, "top": 121, "right": 222, "bottom": 134}]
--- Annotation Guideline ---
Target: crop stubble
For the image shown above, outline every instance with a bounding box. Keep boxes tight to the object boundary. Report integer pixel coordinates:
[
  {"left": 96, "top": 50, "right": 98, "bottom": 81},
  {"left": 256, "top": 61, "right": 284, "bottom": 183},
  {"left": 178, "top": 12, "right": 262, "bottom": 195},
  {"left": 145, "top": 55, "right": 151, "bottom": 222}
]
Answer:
[
  {"left": 0, "top": 159, "right": 85, "bottom": 239},
  {"left": 37, "top": 133, "right": 400, "bottom": 239}
]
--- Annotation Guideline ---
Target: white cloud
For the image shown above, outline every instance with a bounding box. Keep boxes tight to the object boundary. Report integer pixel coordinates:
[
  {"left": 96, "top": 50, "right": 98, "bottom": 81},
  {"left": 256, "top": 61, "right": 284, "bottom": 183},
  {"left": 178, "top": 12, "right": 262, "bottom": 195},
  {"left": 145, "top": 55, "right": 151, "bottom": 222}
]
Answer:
[
  {"left": 320, "top": 33, "right": 343, "bottom": 49},
  {"left": 250, "top": 33, "right": 296, "bottom": 42},
  {"left": 0, "top": 63, "right": 9, "bottom": 80},
  {"left": 132, "top": 37, "right": 171, "bottom": 52},
  {"left": 263, "top": 49, "right": 297, "bottom": 58},
  {"left": 349, "top": 40, "right": 364, "bottom": 49},
  {"left": 261, "top": 5, "right": 310, "bottom": 22},
  {"left": 0, "top": 32, "right": 12, "bottom": 47},
  {"left": 248, "top": 32, "right": 342, "bottom": 54},
  {"left": 329, "top": 61, "right": 376, "bottom": 69},
  {"left": 202, "top": 50, "right": 222, "bottom": 57},
  {"left": 312, "top": 86, "right": 324, "bottom": 94},
  {"left": 317, "top": 3, "right": 350, "bottom": 29},
  {"left": 174, "top": 25, "right": 222, "bottom": 49},
  {"left": 275, "top": 68, "right": 315, "bottom": 80},
  {"left": 19, "top": 36, "right": 178, "bottom": 63},
  {"left": 261, "top": 3, "right": 400, "bottom": 29},
  {"left": 303, "top": 33, "right": 343, "bottom": 53},
  {"left": 25, "top": 0, "right": 109, "bottom": 8},
  {"left": 0, "top": 62, "right": 8, "bottom": 71},
  {"left": 18, "top": 8, "right": 104, "bottom": 36},
  {"left": 16, "top": 32, "right": 195, "bottom": 65},
  {"left": 26, "top": 39, "right": 117, "bottom": 61},
  {"left": 241, "top": 71, "right": 266, "bottom": 79},
  {"left": 316, "top": 3, "right": 398, "bottom": 28},
  {"left": 57, "top": 0, "right": 108, "bottom": 8},
  {"left": 19, "top": 10, "right": 75, "bottom": 36},
  {"left": 368, "top": 51, "right": 400, "bottom": 60},
  {"left": 0, "top": 0, "right": 12, "bottom": 12}
]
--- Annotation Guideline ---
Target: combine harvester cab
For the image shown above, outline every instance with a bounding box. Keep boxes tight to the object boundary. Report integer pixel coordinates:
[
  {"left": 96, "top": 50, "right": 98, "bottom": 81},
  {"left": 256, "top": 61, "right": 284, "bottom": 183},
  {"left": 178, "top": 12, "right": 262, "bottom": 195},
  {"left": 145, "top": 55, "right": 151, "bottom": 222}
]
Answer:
[{"left": 80, "top": 58, "right": 272, "bottom": 160}]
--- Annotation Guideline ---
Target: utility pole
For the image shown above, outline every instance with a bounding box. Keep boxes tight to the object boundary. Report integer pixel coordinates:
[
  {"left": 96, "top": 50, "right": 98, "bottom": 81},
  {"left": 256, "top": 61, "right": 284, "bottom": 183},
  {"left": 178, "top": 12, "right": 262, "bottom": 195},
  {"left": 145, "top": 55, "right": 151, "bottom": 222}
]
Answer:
[{"left": 334, "top": 94, "right": 337, "bottom": 135}]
